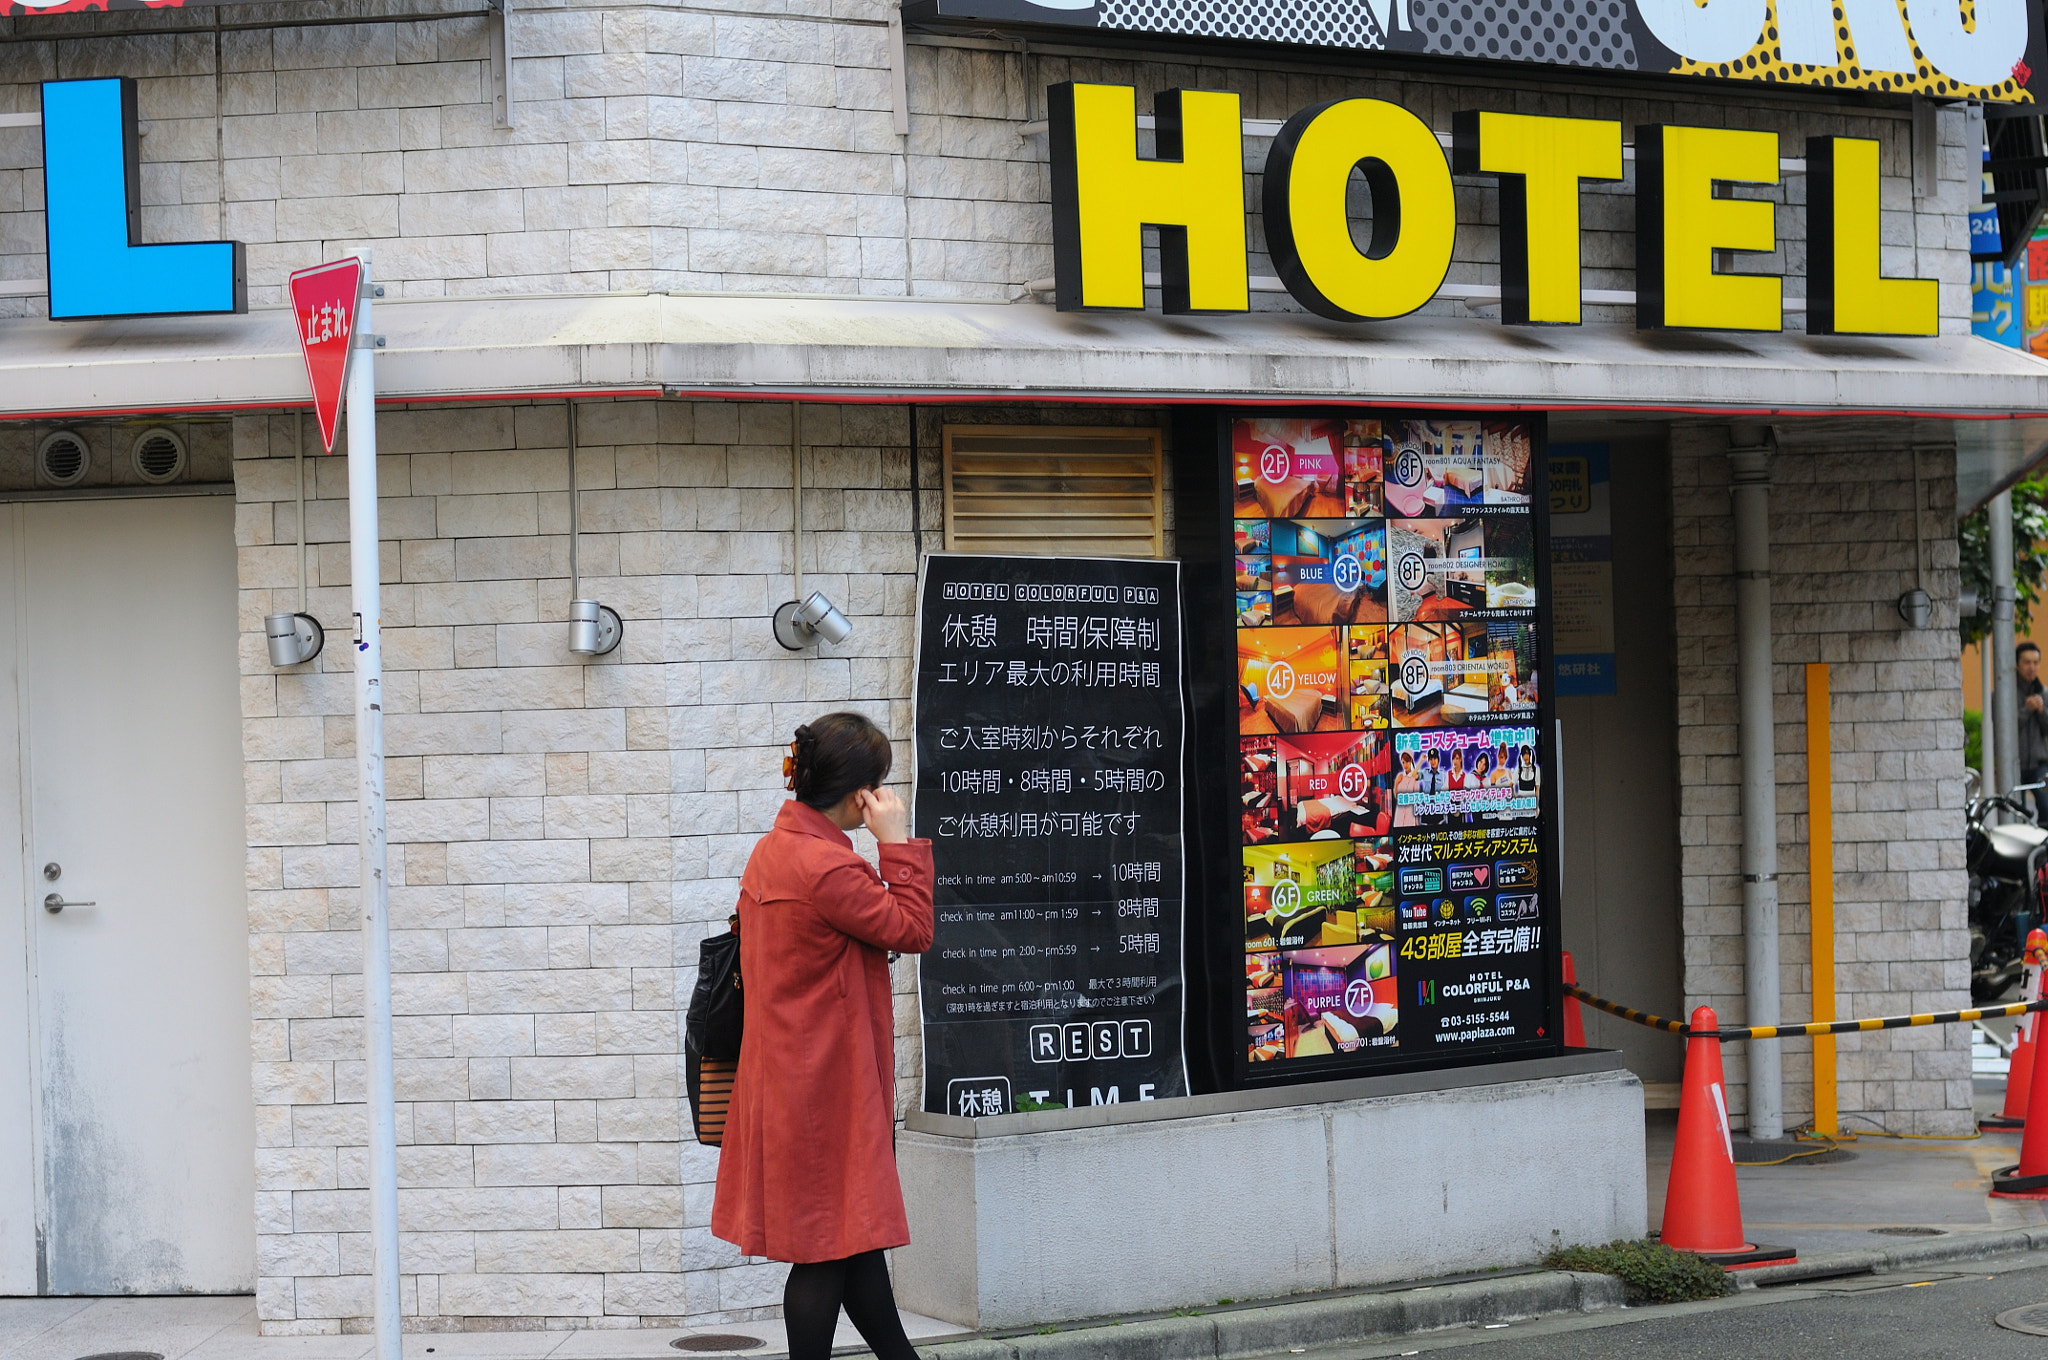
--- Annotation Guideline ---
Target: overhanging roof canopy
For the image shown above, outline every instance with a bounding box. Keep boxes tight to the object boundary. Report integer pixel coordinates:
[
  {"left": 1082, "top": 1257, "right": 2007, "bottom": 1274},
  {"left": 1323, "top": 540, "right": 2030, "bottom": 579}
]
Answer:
[{"left": 3, "top": 292, "right": 2048, "bottom": 502}]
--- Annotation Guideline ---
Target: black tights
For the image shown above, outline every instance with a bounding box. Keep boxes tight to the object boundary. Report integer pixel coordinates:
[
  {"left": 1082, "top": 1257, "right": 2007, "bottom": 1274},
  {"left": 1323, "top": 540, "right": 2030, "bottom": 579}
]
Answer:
[{"left": 783, "top": 1250, "right": 919, "bottom": 1360}]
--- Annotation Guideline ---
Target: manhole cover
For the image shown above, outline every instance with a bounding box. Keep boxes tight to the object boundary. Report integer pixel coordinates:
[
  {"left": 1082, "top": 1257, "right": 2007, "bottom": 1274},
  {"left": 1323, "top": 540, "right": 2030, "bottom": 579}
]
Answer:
[
  {"left": 1996, "top": 1304, "right": 2048, "bottom": 1336},
  {"left": 671, "top": 1337, "right": 766, "bottom": 1353},
  {"left": 1869, "top": 1226, "right": 1946, "bottom": 1237}
]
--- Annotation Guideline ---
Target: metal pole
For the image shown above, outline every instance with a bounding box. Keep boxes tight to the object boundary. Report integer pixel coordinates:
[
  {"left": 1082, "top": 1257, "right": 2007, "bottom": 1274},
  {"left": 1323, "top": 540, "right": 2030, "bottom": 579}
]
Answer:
[
  {"left": 346, "top": 258, "right": 400, "bottom": 1360},
  {"left": 1992, "top": 489, "right": 2020, "bottom": 799},
  {"left": 791, "top": 401, "right": 803, "bottom": 603},
  {"left": 567, "top": 400, "right": 581, "bottom": 605},
  {"left": 1730, "top": 439, "right": 1782, "bottom": 1141},
  {"left": 1984, "top": 641, "right": 1999, "bottom": 795},
  {"left": 296, "top": 411, "right": 308, "bottom": 615}
]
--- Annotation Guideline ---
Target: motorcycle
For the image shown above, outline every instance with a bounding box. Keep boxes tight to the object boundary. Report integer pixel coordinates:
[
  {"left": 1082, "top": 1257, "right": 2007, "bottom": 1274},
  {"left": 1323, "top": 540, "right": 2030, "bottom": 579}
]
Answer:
[{"left": 1967, "top": 781, "right": 2048, "bottom": 1001}]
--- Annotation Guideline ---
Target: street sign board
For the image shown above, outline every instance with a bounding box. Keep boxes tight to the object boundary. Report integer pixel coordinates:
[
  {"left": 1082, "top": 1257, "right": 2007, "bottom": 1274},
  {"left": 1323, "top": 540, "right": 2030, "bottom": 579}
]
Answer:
[{"left": 288, "top": 258, "right": 363, "bottom": 453}]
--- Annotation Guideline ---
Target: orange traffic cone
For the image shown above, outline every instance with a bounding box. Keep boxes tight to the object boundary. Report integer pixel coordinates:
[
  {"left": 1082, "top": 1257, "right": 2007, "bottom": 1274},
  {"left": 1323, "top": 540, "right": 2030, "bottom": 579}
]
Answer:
[
  {"left": 1562, "top": 951, "right": 1586, "bottom": 1048},
  {"left": 1660, "top": 1007, "right": 1795, "bottom": 1267},
  {"left": 1992, "top": 1006, "right": 2048, "bottom": 1197},
  {"left": 1984, "top": 929, "right": 2048, "bottom": 1130}
]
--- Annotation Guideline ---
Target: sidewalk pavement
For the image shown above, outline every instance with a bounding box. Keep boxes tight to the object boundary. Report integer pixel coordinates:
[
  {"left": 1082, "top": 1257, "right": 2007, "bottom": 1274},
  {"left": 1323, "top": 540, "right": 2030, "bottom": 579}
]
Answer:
[
  {"left": 17, "top": 1073, "right": 2048, "bottom": 1360},
  {"left": 0, "top": 1298, "right": 969, "bottom": 1360},
  {"left": 1644, "top": 1093, "right": 2048, "bottom": 1257}
]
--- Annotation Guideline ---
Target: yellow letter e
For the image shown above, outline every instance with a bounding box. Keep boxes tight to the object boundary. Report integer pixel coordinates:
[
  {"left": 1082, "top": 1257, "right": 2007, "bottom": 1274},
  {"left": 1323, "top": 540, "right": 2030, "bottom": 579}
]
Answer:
[
  {"left": 1635, "top": 124, "right": 1781, "bottom": 332},
  {"left": 1805, "top": 136, "right": 1938, "bottom": 337},
  {"left": 1048, "top": 83, "right": 1248, "bottom": 315}
]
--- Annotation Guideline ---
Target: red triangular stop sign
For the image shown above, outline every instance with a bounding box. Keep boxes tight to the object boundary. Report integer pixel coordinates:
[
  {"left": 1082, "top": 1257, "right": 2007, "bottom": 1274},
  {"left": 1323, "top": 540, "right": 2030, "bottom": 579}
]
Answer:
[{"left": 288, "top": 258, "right": 363, "bottom": 453}]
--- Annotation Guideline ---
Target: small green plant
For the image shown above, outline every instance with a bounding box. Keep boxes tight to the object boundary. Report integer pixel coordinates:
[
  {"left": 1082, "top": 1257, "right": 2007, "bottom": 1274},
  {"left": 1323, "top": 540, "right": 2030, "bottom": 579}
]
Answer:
[
  {"left": 1543, "top": 1238, "right": 1735, "bottom": 1304},
  {"left": 1216, "top": 1298, "right": 1235, "bottom": 1306},
  {"left": 1036, "top": 1325, "right": 1059, "bottom": 1335},
  {"left": 1016, "top": 1093, "right": 1063, "bottom": 1112}
]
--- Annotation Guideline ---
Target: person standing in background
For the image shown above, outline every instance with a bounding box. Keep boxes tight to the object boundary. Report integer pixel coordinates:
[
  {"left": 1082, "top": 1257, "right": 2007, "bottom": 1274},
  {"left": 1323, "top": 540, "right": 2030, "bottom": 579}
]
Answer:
[{"left": 2020, "top": 643, "right": 2048, "bottom": 817}]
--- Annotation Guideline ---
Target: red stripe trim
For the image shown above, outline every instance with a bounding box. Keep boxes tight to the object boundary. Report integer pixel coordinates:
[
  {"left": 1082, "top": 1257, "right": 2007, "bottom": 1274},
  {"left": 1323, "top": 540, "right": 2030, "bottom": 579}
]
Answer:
[{"left": 1, "top": 389, "right": 2040, "bottom": 422}]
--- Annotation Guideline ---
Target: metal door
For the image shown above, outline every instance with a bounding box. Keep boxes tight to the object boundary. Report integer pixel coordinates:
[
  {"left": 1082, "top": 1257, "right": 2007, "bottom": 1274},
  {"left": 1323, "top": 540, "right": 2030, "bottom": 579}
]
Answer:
[{"left": 0, "top": 496, "right": 253, "bottom": 1293}]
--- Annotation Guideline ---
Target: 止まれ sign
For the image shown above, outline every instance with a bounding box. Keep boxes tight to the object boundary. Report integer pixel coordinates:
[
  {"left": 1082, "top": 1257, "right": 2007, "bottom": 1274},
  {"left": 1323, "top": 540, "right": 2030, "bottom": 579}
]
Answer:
[
  {"left": 909, "top": 0, "right": 2039, "bottom": 104},
  {"left": 1049, "top": 86, "right": 1940, "bottom": 337},
  {"left": 913, "top": 555, "right": 1189, "bottom": 1116}
]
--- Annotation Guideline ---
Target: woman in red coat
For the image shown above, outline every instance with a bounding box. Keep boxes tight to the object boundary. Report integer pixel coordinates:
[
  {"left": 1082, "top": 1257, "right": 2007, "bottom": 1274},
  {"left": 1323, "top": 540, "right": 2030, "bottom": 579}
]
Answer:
[{"left": 711, "top": 713, "right": 934, "bottom": 1360}]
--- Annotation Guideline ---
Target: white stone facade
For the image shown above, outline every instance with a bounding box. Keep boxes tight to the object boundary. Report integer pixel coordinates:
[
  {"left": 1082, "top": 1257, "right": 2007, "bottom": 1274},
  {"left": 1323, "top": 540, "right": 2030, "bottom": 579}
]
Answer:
[
  {"left": 236, "top": 397, "right": 922, "bottom": 1330},
  {"left": 0, "top": 0, "right": 1993, "bottom": 1332},
  {"left": 1672, "top": 423, "right": 1971, "bottom": 1136}
]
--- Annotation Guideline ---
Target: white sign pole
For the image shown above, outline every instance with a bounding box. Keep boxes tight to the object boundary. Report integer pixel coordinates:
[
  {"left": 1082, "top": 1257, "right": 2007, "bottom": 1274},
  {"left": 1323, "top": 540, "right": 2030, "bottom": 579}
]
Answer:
[{"left": 346, "top": 256, "right": 400, "bottom": 1360}]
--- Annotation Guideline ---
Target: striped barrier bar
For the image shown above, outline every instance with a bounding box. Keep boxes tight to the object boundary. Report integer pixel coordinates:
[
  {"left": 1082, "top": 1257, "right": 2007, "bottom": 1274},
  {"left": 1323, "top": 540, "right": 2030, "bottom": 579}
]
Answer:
[{"left": 1563, "top": 984, "right": 2048, "bottom": 1041}]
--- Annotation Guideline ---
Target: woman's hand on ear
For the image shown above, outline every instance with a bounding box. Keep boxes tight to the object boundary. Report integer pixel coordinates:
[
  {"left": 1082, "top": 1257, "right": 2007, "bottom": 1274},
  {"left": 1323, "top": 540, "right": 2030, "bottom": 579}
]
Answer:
[{"left": 858, "top": 786, "right": 910, "bottom": 844}]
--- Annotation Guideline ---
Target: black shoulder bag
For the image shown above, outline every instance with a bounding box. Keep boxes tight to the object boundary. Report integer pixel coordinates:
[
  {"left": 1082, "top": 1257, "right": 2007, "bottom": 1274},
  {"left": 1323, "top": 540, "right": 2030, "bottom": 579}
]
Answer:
[{"left": 685, "top": 912, "right": 743, "bottom": 1145}]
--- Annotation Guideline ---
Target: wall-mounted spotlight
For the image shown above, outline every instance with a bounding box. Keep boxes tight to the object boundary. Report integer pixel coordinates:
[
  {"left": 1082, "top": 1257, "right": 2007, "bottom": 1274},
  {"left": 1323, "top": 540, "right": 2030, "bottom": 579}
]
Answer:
[
  {"left": 569, "top": 599, "right": 624, "bottom": 657},
  {"left": 773, "top": 591, "right": 853, "bottom": 650},
  {"left": 1897, "top": 589, "right": 1932, "bottom": 629},
  {"left": 265, "top": 611, "right": 325, "bottom": 666}
]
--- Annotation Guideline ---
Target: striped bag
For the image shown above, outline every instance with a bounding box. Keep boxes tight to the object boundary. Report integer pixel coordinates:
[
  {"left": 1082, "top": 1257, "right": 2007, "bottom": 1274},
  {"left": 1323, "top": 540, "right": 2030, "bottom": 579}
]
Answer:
[{"left": 686, "top": 915, "right": 743, "bottom": 1146}]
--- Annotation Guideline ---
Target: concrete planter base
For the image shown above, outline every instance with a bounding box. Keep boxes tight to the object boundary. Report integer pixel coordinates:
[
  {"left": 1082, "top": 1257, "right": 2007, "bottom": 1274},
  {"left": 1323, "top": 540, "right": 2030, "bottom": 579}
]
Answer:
[{"left": 894, "top": 1053, "right": 1647, "bottom": 1329}]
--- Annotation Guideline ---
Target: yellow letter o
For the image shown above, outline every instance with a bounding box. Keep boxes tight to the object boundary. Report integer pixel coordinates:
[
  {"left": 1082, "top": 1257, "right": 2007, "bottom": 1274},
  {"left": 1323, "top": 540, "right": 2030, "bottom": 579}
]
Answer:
[{"left": 1263, "top": 98, "right": 1456, "bottom": 322}]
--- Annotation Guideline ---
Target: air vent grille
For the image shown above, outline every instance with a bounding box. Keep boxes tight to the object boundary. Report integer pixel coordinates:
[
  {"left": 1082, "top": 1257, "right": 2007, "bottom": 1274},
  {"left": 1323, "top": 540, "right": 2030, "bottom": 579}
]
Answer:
[
  {"left": 37, "top": 431, "right": 89, "bottom": 487},
  {"left": 132, "top": 428, "right": 188, "bottom": 484},
  {"left": 942, "top": 427, "right": 1165, "bottom": 559}
]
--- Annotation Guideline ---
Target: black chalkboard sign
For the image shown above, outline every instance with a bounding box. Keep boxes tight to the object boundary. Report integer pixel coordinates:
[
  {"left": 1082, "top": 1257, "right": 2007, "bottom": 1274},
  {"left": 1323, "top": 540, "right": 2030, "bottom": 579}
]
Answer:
[{"left": 913, "top": 554, "right": 1188, "bottom": 1116}]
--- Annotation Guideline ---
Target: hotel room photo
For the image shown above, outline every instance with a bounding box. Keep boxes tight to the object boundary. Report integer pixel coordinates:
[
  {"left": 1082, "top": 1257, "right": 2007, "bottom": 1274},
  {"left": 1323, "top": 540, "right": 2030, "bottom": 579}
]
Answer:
[
  {"left": 1238, "top": 626, "right": 1347, "bottom": 734},
  {"left": 1387, "top": 517, "right": 1538, "bottom": 622},
  {"left": 1384, "top": 419, "right": 1536, "bottom": 518},
  {"left": 1347, "top": 625, "right": 1389, "bottom": 728},
  {"left": 1388, "top": 619, "right": 1538, "bottom": 728},
  {"left": 1239, "top": 729, "right": 1395, "bottom": 843},
  {"left": 1390, "top": 621, "right": 1489, "bottom": 726},
  {"left": 1243, "top": 839, "right": 1396, "bottom": 950},
  {"left": 1483, "top": 422, "right": 1534, "bottom": 506},
  {"left": 1246, "top": 942, "right": 1399, "bottom": 1062},
  {"left": 1232, "top": 417, "right": 1386, "bottom": 521},
  {"left": 1270, "top": 518, "right": 1388, "bottom": 627}
]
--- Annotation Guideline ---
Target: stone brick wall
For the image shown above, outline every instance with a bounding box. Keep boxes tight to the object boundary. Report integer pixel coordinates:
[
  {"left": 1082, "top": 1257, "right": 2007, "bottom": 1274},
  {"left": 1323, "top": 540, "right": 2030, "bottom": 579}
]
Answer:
[
  {"left": 1670, "top": 421, "right": 1970, "bottom": 1136},
  {"left": 236, "top": 397, "right": 926, "bottom": 1331},
  {"left": 0, "top": 8, "right": 1977, "bottom": 330},
  {"left": 234, "top": 397, "right": 1173, "bottom": 1332}
]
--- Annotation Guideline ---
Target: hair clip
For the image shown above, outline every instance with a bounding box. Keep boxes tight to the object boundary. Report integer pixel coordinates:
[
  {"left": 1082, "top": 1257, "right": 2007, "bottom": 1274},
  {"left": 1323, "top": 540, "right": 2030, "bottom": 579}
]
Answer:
[{"left": 783, "top": 740, "right": 799, "bottom": 790}]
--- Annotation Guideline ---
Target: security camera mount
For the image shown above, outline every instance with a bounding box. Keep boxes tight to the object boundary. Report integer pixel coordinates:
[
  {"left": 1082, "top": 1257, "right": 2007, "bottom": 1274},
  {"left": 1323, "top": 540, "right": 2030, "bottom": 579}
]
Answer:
[
  {"left": 569, "top": 599, "right": 624, "bottom": 657},
  {"left": 773, "top": 599, "right": 819, "bottom": 650},
  {"left": 773, "top": 590, "right": 853, "bottom": 650}
]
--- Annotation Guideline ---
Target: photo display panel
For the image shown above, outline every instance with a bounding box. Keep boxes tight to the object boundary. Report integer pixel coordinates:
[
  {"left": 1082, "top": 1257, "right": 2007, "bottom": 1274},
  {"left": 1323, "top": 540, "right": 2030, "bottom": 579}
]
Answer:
[
  {"left": 1230, "top": 415, "right": 1553, "bottom": 1073},
  {"left": 914, "top": 554, "right": 1189, "bottom": 1115}
]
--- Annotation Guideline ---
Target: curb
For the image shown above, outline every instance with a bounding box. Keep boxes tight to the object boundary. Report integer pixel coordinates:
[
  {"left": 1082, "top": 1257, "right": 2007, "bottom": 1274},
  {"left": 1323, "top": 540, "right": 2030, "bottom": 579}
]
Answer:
[
  {"left": 1735, "top": 1226, "right": 2048, "bottom": 1288},
  {"left": 920, "top": 1271, "right": 1627, "bottom": 1360}
]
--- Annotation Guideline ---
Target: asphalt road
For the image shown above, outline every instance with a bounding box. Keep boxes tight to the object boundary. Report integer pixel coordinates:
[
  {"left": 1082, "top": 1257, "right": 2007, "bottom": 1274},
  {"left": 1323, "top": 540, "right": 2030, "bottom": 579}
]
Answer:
[{"left": 1317, "top": 1250, "right": 2048, "bottom": 1360}]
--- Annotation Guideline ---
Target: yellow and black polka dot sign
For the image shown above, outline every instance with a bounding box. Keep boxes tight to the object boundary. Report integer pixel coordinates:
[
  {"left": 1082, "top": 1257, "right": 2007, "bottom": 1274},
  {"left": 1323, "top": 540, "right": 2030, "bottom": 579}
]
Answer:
[
  {"left": 1665, "top": 0, "right": 2027, "bottom": 100},
  {"left": 912, "top": 0, "right": 2039, "bottom": 103}
]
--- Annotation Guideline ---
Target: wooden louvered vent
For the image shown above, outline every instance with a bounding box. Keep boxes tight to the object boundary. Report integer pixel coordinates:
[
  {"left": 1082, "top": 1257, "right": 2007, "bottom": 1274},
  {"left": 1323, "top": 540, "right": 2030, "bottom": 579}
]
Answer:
[{"left": 942, "top": 426, "right": 1164, "bottom": 559}]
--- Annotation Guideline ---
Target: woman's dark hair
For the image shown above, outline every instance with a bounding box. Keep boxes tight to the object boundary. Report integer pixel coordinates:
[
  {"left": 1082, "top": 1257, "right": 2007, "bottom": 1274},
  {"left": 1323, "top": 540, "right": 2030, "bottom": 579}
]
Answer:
[{"left": 788, "top": 712, "right": 893, "bottom": 809}]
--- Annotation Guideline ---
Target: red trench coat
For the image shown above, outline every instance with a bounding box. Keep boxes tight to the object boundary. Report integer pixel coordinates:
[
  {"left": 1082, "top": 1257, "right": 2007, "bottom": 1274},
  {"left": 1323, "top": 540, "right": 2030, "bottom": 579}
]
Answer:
[{"left": 711, "top": 800, "right": 935, "bottom": 1263}]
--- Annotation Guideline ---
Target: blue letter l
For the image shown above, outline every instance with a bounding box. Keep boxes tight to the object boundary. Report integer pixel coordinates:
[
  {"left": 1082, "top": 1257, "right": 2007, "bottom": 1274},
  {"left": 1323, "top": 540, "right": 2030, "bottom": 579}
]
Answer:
[{"left": 42, "top": 78, "right": 245, "bottom": 320}]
